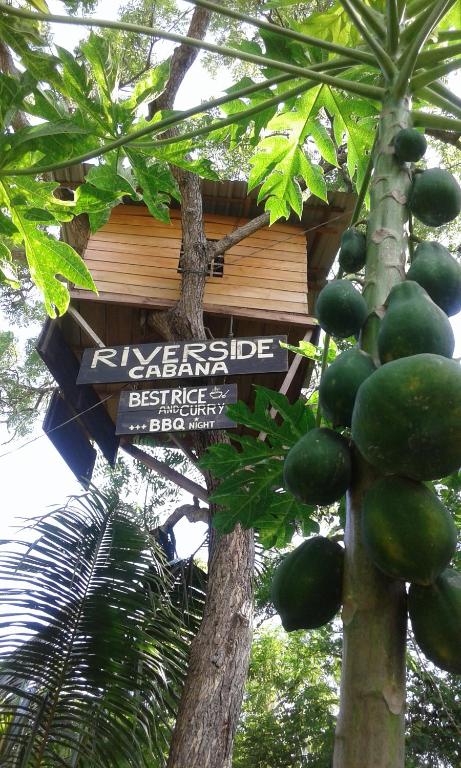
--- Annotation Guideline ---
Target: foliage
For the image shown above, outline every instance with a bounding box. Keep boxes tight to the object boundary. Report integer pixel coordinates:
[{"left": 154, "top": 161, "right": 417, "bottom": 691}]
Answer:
[
  {"left": 2, "top": 0, "right": 461, "bottom": 316},
  {"left": 0, "top": 489, "right": 197, "bottom": 767},
  {"left": 233, "top": 624, "right": 341, "bottom": 768},
  {"left": 200, "top": 385, "right": 322, "bottom": 547},
  {"left": 0, "top": 329, "right": 54, "bottom": 441}
]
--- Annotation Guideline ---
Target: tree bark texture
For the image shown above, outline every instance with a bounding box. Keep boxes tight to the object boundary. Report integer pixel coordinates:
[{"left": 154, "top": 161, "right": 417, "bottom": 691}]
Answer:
[
  {"left": 333, "top": 94, "right": 412, "bottom": 768},
  {"left": 149, "top": 170, "right": 255, "bottom": 768}
]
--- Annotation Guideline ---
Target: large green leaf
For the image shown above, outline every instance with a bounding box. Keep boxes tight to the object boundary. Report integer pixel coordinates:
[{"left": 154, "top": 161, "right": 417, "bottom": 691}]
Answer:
[
  {"left": 202, "top": 387, "right": 317, "bottom": 545},
  {"left": 127, "top": 149, "right": 179, "bottom": 223},
  {"left": 248, "top": 87, "right": 328, "bottom": 222}
]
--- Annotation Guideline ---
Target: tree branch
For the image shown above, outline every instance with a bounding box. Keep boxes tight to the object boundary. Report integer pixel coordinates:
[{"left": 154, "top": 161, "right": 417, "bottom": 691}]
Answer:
[
  {"left": 148, "top": 6, "right": 211, "bottom": 117},
  {"left": 159, "top": 499, "right": 209, "bottom": 531},
  {"left": 209, "top": 213, "right": 270, "bottom": 258},
  {"left": 120, "top": 440, "right": 209, "bottom": 503}
]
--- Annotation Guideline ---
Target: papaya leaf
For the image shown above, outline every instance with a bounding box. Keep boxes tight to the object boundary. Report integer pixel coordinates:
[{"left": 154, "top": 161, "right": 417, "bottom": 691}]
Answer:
[
  {"left": 126, "top": 59, "right": 171, "bottom": 111},
  {"left": 0, "top": 242, "right": 19, "bottom": 289},
  {"left": 200, "top": 435, "right": 280, "bottom": 478},
  {"left": 248, "top": 86, "right": 327, "bottom": 222},
  {"left": 257, "top": 492, "right": 319, "bottom": 549},
  {"left": 0, "top": 210, "right": 18, "bottom": 237},
  {"left": 204, "top": 386, "right": 317, "bottom": 544},
  {"left": 210, "top": 462, "right": 284, "bottom": 533},
  {"left": 25, "top": 0, "right": 49, "bottom": 11},
  {"left": 127, "top": 150, "right": 179, "bottom": 223},
  {"left": 15, "top": 222, "right": 97, "bottom": 317}
]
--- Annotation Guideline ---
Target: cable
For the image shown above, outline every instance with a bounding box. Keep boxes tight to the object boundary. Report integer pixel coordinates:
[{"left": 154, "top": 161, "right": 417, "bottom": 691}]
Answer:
[{"left": 0, "top": 393, "right": 114, "bottom": 460}]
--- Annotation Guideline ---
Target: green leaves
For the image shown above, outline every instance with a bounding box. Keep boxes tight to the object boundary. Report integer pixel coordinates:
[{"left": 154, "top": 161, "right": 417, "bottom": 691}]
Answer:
[
  {"left": 0, "top": 490, "right": 193, "bottom": 767},
  {"left": 201, "top": 386, "right": 318, "bottom": 547},
  {"left": 248, "top": 86, "right": 328, "bottom": 222}
]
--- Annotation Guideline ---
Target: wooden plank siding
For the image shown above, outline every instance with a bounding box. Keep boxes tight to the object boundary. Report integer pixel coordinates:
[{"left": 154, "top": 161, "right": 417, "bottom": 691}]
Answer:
[{"left": 76, "top": 205, "right": 310, "bottom": 321}]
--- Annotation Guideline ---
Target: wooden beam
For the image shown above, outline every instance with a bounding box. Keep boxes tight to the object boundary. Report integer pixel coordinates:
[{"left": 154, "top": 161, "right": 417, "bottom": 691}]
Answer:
[
  {"left": 258, "top": 329, "right": 313, "bottom": 441},
  {"left": 67, "top": 305, "right": 105, "bottom": 348},
  {"left": 120, "top": 439, "right": 209, "bottom": 503}
]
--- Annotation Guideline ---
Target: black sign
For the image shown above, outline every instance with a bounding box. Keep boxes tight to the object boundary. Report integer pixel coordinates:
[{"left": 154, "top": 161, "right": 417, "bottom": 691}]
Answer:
[
  {"left": 116, "top": 384, "right": 238, "bottom": 434},
  {"left": 77, "top": 336, "right": 288, "bottom": 385}
]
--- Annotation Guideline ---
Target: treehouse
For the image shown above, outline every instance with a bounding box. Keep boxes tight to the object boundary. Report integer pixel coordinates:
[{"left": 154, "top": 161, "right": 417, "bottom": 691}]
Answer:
[{"left": 38, "top": 174, "right": 355, "bottom": 482}]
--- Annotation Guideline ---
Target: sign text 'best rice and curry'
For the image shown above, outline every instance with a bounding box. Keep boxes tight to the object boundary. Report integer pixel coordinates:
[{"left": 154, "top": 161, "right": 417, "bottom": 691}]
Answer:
[{"left": 77, "top": 336, "right": 288, "bottom": 384}]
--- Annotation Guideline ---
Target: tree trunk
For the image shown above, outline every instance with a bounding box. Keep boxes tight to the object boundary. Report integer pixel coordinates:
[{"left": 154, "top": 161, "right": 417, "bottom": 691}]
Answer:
[
  {"left": 147, "top": 168, "right": 255, "bottom": 768},
  {"left": 167, "top": 523, "right": 254, "bottom": 768},
  {"left": 333, "top": 94, "right": 412, "bottom": 767}
]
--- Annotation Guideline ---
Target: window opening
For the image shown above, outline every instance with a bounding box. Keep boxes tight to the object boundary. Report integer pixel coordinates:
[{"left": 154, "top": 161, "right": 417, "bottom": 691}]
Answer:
[{"left": 178, "top": 239, "right": 225, "bottom": 277}]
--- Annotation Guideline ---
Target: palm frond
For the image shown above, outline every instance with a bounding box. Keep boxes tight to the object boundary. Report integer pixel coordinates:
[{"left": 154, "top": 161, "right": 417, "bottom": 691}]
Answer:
[{"left": 0, "top": 490, "right": 195, "bottom": 767}]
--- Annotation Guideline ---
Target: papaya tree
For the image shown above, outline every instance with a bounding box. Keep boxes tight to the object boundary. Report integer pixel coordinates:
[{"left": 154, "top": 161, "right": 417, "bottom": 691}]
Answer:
[{"left": 1, "top": 1, "right": 461, "bottom": 767}]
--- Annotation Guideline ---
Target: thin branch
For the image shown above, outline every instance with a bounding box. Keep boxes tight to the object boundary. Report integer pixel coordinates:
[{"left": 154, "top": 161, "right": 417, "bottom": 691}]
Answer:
[
  {"left": 148, "top": 6, "right": 211, "bottom": 116},
  {"left": 338, "top": 0, "right": 395, "bottom": 80},
  {"left": 394, "top": 0, "right": 457, "bottom": 97},
  {"left": 120, "top": 440, "right": 209, "bottom": 503},
  {"left": 411, "top": 57, "right": 461, "bottom": 91},
  {"left": 209, "top": 213, "right": 270, "bottom": 259},
  {"left": 182, "top": 0, "right": 377, "bottom": 66},
  {"left": 158, "top": 500, "right": 209, "bottom": 531}
]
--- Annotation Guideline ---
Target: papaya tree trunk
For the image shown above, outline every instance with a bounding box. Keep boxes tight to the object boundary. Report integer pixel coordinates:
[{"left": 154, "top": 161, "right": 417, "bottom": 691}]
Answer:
[{"left": 333, "top": 94, "right": 413, "bottom": 768}]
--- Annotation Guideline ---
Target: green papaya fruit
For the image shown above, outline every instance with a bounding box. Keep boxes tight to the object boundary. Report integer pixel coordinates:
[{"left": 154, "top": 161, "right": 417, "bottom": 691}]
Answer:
[
  {"left": 271, "top": 536, "right": 344, "bottom": 631},
  {"left": 351, "top": 353, "right": 461, "bottom": 480},
  {"left": 394, "top": 128, "right": 427, "bottom": 163},
  {"left": 316, "top": 280, "right": 368, "bottom": 338},
  {"left": 406, "top": 241, "right": 461, "bottom": 317},
  {"left": 283, "top": 427, "right": 351, "bottom": 506},
  {"left": 408, "top": 168, "right": 461, "bottom": 227},
  {"left": 409, "top": 569, "right": 461, "bottom": 674},
  {"left": 319, "top": 348, "right": 376, "bottom": 427},
  {"left": 377, "top": 281, "right": 454, "bottom": 363},
  {"left": 339, "top": 228, "right": 367, "bottom": 273},
  {"left": 362, "top": 477, "right": 457, "bottom": 585}
]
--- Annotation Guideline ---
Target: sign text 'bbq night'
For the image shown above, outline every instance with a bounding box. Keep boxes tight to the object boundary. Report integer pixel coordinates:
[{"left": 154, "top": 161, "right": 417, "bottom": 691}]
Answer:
[
  {"left": 77, "top": 336, "right": 288, "bottom": 385},
  {"left": 116, "top": 384, "right": 238, "bottom": 435}
]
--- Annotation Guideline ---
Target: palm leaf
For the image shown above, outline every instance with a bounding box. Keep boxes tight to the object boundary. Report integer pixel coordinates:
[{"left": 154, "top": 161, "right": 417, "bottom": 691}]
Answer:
[{"left": 0, "top": 490, "right": 195, "bottom": 767}]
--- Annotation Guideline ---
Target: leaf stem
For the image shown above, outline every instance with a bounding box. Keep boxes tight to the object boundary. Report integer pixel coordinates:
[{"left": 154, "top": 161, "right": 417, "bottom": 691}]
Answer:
[
  {"left": 315, "top": 334, "right": 331, "bottom": 428},
  {"left": 394, "top": 0, "right": 457, "bottom": 97},
  {"left": 387, "top": 0, "right": 400, "bottom": 57},
  {"left": 0, "top": 2, "right": 381, "bottom": 79},
  {"left": 417, "top": 41, "right": 461, "bottom": 67},
  {"left": 338, "top": 0, "right": 396, "bottom": 80},
  {"left": 182, "top": 0, "right": 377, "bottom": 66},
  {"left": 421, "top": 85, "right": 461, "bottom": 120},
  {"left": 411, "top": 58, "right": 461, "bottom": 91},
  {"left": 412, "top": 110, "right": 461, "bottom": 132},
  {"left": 0, "top": 74, "right": 303, "bottom": 176}
]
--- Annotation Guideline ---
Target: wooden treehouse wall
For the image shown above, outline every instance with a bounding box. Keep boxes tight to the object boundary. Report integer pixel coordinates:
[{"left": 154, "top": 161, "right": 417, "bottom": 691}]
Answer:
[{"left": 74, "top": 204, "right": 310, "bottom": 324}]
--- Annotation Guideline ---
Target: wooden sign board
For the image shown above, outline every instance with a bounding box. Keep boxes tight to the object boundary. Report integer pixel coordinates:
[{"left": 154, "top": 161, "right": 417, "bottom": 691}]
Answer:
[
  {"left": 116, "top": 384, "right": 238, "bottom": 435},
  {"left": 77, "top": 336, "right": 288, "bottom": 385}
]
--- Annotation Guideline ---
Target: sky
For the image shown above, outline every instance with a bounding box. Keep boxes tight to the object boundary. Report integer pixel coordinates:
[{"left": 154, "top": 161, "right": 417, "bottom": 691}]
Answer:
[{"left": 1, "top": 1, "right": 461, "bottom": 552}]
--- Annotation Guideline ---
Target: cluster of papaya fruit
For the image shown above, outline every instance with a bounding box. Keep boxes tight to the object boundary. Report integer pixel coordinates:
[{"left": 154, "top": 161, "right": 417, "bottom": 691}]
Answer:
[{"left": 272, "top": 128, "right": 461, "bottom": 675}]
